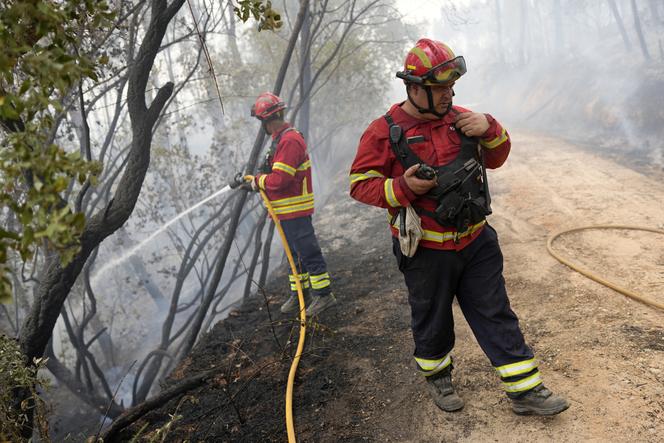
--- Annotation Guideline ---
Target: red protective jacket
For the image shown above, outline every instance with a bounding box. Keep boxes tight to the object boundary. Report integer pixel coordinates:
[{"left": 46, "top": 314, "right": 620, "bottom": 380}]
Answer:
[
  {"left": 255, "top": 123, "right": 314, "bottom": 220},
  {"left": 350, "top": 104, "right": 511, "bottom": 251}
]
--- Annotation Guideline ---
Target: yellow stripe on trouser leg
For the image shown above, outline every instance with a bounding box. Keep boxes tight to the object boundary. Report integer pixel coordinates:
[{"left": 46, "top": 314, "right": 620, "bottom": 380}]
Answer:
[
  {"left": 502, "top": 370, "right": 543, "bottom": 393},
  {"left": 289, "top": 273, "right": 310, "bottom": 291},
  {"left": 309, "top": 272, "right": 331, "bottom": 290},
  {"left": 415, "top": 353, "right": 452, "bottom": 376},
  {"left": 495, "top": 358, "right": 538, "bottom": 378}
]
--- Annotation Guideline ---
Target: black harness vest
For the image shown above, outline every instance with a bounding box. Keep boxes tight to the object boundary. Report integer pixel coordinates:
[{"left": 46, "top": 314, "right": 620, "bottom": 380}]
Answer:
[
  {"left": 259, "top": 127, "right": 298, "bottom": 174},
  {"left": 383, "top": 113, "right": 492, "bottom": 234}
]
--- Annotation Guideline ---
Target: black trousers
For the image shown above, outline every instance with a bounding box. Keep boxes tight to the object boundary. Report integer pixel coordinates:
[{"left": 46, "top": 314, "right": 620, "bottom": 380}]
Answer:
[
  {"left": 393, "top": 225, "right": 538, "bottom": 392},
  {"left": 280, "top": 216, "right": 331, "bottom": 296}
]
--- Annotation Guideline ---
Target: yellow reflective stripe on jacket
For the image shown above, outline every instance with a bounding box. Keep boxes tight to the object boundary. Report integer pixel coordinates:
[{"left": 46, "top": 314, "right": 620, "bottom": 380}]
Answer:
[
  {"left": 384, "top": 178, "right": 401, "bottom": 207},
  {"left": 415, "top": 353, "right": 452, "bottom": 375},
  {"left": 480, "top": 128, "right": 508, "bottom": 149},
  {"left": 273, "top": 161, "right": 297, "bottom": 176},
  {"left": 502, "top": 371, "right": 543, "bottom": 393},
  {"left": 495, "top": 358, "right": 538, "bottom": 378},
  {"left": 421, "top": 220, "right": 485, "bottom": 243},
  {"left": 350, "top": 169, "right": 385, "bottom": 185},
  {"left": 273, "top": 201, "right": 315, "bottom": 215},
  {"left": 258, "top": 174, "right": 267, "bottom": 190},
  {"left": 389, "top": 215, "right": 485, "bottom": 242},
  {"left": 297, "top": 160, "right": 311, "bottom": 171},
  {"left": 270, "top": 192, "right": 314, "bottom": 208}
]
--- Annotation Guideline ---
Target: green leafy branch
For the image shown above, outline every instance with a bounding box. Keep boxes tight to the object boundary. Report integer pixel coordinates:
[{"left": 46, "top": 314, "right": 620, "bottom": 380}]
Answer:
[{"left": 0, "top": 0, "right": 116, "bottom": 304}]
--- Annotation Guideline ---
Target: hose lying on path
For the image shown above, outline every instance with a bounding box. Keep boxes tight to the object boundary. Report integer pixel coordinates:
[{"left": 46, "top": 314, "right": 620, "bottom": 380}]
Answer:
[
  {"left": 546, "top": 225, "right": 664, "bottom": 311},
  {"left": 245, "top": 176, "right": 307, "bottom": 443}
]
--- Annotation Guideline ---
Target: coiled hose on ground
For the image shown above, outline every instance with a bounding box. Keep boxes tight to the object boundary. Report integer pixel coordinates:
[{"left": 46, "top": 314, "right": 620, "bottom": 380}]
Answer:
[{"left": 546, "top": 225, "right": 664, "bottom": 311}]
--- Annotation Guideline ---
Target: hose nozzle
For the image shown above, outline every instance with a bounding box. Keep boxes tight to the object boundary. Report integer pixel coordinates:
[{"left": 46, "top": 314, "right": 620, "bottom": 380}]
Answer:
[{"left": 229, "top": 172, "right": 247, "bottom": 189}]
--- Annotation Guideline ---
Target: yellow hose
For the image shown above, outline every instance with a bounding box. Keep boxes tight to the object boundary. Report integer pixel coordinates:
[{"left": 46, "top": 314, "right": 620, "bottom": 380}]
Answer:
[
  {"left": 244, "top": 176, "right": 306, "bottom": 442},
  {"left": 546, "top": 225, "right": 664, "bottom": 311}
]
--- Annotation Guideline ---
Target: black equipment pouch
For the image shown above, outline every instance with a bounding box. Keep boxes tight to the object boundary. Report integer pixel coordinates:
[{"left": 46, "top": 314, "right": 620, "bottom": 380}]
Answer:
[{"left": 383, "top": 112, "right": 492, "bottom": 234}]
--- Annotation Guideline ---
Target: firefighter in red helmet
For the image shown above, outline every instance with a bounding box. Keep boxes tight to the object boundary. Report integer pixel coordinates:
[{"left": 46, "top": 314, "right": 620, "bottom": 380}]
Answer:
[
  {"left": 250, "top": 92, "right": 336, "bottom": 316},
  {"left": 349, "top": 39, "right": 569, "bottom": 415}
]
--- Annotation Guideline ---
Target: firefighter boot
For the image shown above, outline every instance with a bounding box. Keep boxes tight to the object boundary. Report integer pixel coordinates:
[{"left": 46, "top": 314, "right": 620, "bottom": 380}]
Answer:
[
  {"left": 425, "top": 366, "right": 464, "bottom": 412},
  {"left": 305, "top": 292, "right": 337, "bottom": 316},
  {"left": 510, "top": 384, "right": 569, "bottom": 416},
  {"left": 280, "top": 290, "right": 310, "bottom": 314}
]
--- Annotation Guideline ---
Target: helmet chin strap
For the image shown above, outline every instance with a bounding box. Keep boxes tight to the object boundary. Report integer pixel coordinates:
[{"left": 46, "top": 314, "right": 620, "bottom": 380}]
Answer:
[{"left": 406, "top": 85, "right": 452, "bottom": 118}]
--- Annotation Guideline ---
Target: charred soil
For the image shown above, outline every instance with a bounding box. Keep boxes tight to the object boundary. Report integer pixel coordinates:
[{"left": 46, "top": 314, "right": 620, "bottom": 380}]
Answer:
[{"left": 126, "top": 131, "right": 664, "bottom": 442}]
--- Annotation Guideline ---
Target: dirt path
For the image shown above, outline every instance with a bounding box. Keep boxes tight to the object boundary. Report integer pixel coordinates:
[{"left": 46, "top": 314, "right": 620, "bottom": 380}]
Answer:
[{"left": 135, "top": 131, "right": 664, "bottom": 442}]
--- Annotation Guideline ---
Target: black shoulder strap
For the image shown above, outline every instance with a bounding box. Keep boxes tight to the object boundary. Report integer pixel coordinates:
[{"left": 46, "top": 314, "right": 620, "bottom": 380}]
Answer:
[
  {"left": 383, "top": 113, "right": 423, "bottom": 169},
  {"left": 448, "top": 108, "right": 492, "bottom": 213}
]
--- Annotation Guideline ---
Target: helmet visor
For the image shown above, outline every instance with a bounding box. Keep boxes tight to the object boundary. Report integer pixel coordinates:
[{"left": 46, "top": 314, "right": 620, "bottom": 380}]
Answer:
[{"left": 423, "top": 56, "right": 466, "bottom": 84}]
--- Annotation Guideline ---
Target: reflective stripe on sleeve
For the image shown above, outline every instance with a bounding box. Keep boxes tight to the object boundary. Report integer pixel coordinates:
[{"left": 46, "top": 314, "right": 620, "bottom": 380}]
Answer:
[
  {"left": 297, "top": 160, "right": 311, "bottom": 171},
  {"left": 258, "top": 174, "right": 267, "bottom": 190},
  {"left": 384, "top": 178, "right": 401, "bottom": 207},
  {"left": 349, "top": 169, "right": 385, "bottom": 185},
  {"left": 480, "top": 128, "right": 508, "bottom": 149}
]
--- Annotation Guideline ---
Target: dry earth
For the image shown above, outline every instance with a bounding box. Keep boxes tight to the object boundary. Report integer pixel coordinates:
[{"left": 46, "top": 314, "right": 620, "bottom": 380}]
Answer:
[{"left": 130, "top": 130, "right": 664, "bottom": 442}]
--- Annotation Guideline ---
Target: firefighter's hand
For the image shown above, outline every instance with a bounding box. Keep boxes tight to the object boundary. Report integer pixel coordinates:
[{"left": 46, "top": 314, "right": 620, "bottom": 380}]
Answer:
[
  {"left": 250, "top": 177, "right": 260, "bottom": 192},
  {"left": 455, "top": 112, "right": 489, "bottom": 137},
  {"left": 403, "top": 164, "right": 436, "bottom": 195},
  {"left": 238, "top": 178, "right": 259, "bottom": 192}
]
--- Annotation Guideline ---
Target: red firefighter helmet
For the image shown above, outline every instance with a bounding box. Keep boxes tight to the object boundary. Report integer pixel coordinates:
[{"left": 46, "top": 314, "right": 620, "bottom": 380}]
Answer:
[
  {"left": 251, "top": 92, "right": 286, "bottom": 121},
  {"left": 396, "top": 38, "right": 466, "bottom": 85}
]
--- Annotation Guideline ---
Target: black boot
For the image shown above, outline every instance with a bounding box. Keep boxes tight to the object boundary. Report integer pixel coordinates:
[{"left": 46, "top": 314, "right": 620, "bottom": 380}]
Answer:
[
  {"left": 305, "top": 292, "right": 337, "bottom": 316},
  {"left": 425, "top": 367, "right": 464, "bottom": 412},
  {"left": 280, "top": 290, "right": 310, "bottom": 314},
  {"left": 510, "top": 384, "right": 569, "bottom": 416}
]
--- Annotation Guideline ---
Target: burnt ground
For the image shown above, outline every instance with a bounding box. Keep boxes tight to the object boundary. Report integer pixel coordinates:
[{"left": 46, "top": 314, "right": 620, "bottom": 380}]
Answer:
[{"left": 123, "top": 131, "right": 664, "bottom": 442}]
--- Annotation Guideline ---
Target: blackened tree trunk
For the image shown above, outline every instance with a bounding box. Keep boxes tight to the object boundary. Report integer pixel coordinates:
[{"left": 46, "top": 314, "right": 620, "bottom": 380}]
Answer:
[
  {"left": 16, "top": 0, "right": 186, "bottom": 434},
  {"left": 495, "top": 0, "right": 505, "bottom": 64},
  {"left": 553, "top": 0, "right": 563, "bottom": 54},
  {"left": 178, "top": 0, "right": 311, "bottom": 359},
  {"left": 519, "top": 0, "right": 528, "bottom": 66},
  {"left": 298, "top": 5, "right": 312, "bottom": 140},
  {"left": 608, "top": 0, "right": 632, "bottom": 50},
  {"left": 630, "top": 0, "right": 651, "bottom": 61}
]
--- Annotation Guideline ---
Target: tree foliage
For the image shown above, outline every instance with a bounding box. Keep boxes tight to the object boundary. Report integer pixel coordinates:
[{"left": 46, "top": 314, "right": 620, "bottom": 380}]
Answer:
[
  {"left": 0, "top": 0, "right": 115, "bottom": 304},
  {"left": 0, "top": 334, "right": 48, "bottom": 440},
  {"left": 234, "top": 0, "right": 283, "bottom": 30}
]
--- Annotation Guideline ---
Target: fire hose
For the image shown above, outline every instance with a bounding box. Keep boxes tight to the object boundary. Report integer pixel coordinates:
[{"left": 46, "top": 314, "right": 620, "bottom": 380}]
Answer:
[
  {"left": 231, "top": 174, "right": 306, "bottom": 442},
  {"left": 546, "top": 225, "right": 664, "bottom": 311}
]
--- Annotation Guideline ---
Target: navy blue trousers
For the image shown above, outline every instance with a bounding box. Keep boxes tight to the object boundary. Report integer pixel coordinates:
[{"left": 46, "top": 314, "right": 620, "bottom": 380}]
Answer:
[
  {"left": 280, "top": 216, "right": 331, "bottom": 296},
  {"left": 392, "top": 225, "right": 534, "bottom": 369}
]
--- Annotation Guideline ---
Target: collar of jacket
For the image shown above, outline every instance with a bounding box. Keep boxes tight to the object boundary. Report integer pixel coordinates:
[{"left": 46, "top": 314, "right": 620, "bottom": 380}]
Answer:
[
  {"left": 271, "top": 122, "right": 292, "bottom": 140},
  {"left": 387, "top": 102, "right": 456, "bottom": 131}
]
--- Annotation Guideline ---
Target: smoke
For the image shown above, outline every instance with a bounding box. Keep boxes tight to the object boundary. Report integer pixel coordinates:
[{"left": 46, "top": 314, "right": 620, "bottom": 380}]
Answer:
[{"left": 418, "top": 1, "right": 664, "bottom": 168}]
